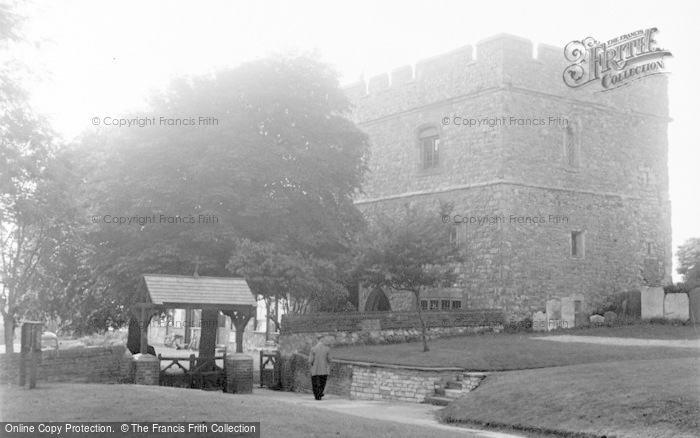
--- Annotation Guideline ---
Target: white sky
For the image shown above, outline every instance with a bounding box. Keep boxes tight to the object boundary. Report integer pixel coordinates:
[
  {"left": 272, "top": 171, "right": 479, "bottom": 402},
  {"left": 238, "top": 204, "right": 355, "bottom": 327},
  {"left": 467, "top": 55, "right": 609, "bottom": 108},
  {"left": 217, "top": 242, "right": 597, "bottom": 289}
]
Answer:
[{"left": 9, "top": 0, "right": 700, "bottom": 280}]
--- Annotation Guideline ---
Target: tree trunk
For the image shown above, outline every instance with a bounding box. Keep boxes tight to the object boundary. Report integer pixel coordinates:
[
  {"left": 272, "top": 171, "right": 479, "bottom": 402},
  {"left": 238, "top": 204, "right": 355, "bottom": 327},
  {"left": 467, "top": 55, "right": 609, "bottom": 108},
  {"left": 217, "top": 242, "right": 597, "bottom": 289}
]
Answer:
[
  {"left": 414, "top": 289, "right": 430, "bottom": 352},
  {"left": 3, "top": 316, "right": 15, "bottom": 354}
]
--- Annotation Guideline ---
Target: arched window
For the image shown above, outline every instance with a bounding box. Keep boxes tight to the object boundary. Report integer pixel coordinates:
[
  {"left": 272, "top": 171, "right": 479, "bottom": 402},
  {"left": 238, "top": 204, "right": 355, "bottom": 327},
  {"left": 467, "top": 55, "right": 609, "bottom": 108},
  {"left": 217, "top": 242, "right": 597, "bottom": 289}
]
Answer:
[{"left": 419, "top": 127, "right": 440, "bottom": 170}]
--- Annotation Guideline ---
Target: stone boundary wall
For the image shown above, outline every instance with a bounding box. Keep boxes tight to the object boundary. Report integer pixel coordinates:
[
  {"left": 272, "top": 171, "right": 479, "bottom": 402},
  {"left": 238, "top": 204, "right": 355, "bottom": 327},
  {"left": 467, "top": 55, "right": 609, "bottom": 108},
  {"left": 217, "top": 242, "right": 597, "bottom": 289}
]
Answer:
[
  {"left": 281, "top": 310, "right": 504, "bottom": 334},
  {"left": 0, "top": 346, "right": 128, "bottom": 385},
  {"left": 279, "top": 310, "right": 504, "bottom": 355},
  {"left": 285, "top": 353, "right": 486, "bottom": 403}
]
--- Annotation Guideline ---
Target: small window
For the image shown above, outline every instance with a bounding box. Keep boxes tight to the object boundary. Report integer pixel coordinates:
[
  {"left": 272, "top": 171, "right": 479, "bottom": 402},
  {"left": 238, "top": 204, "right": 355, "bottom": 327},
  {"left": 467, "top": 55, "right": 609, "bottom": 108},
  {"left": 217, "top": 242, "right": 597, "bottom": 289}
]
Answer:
[
  {"left": 571, "top": 231, "right": 585, "bottom": 258},
  {"left": 641, "top": 171, "right": 650, "bottom": 186},
  {"left": 441, "top": 300, "right": 451, "bottom": 310},
  {"left": 646, "top": 242, "right": 655, "bottom": 256},
  {"left": 420, "top": 300, "right": 428, "bottom": 311},
  {"left": 574, "top": 300, "right": 581, "bottom": 312},
  {"left": 429, "top": 300, "right": 439, "bottom": 310},
  {"left": 564, "top": 124, "right": 580, "bottom": 168},
  {"left": 419, "top": 127, "right": 440, "bottom": 170},
  {"left": 451, "top": 300, "right": 462, "bottom": 310}
]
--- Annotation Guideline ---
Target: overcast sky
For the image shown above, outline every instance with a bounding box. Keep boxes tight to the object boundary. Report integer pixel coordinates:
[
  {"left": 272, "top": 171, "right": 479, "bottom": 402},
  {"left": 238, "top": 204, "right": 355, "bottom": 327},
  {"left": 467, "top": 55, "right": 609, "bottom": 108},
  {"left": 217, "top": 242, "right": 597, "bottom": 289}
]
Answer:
[{"left": 9, "top": 0, "right": 699, "bottom": 279}]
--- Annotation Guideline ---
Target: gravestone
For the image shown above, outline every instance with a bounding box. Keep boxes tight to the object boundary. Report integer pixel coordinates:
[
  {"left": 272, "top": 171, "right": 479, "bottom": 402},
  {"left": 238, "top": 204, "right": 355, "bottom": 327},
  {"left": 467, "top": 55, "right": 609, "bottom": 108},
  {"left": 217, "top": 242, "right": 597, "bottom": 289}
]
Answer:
[
  {"left": 689, "top": 288, "right": 700, "bottom": 324},
  {"left": 560, "top": 297, "right": 575, "bottom": 329},
  {"left": 663, "top": 293, "right": 689, "bottom": 321},
  {"left": 590, "top": 315, "right": 605, "bottom": 325},
  {"left": 532, "top": 311, "right": 547, "bottom": 332},
  {"left": 604, "top": 311, "right": 617, "bottom": 325},
  {"left": 641, "top": 287, "right": 664, "bottom": 319},
  {"left": 546, "top": 299, "right": 562, "bottom": 330},
  {"left": 627, "top": 289, "right": 642, "bottom": 318}
]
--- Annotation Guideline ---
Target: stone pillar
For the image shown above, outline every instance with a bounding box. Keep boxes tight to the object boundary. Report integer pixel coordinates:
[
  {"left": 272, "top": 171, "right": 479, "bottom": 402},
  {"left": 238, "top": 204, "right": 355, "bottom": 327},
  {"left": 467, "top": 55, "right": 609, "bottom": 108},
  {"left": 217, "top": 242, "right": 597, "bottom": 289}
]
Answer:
[
  {"left": 226, "top": 352, "right": 253, "bottom": 394},
  {"left": 133, "top": 354, "right": 159, "bottom": 385}
]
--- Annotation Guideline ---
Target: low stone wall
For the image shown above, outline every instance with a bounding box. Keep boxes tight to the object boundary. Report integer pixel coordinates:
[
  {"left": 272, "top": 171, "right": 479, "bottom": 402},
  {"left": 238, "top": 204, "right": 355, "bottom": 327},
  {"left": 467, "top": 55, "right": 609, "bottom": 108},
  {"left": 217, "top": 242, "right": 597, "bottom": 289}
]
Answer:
[
  {"left": 281, "top": 310, "right": 504, "bottom": 334},
  {"left": 285, "top": 353, "right": 486, "bottom": 403},
  {"left": 279, "top": 310, "right": 505, "bottom": 355},
  {"left": 0, "top": 345, "right": 129, "bottom": 385}
]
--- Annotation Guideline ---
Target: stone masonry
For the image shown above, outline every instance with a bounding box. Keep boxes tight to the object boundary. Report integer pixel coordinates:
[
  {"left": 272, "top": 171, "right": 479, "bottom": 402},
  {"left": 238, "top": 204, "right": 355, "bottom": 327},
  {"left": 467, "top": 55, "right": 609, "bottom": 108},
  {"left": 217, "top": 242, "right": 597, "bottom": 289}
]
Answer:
[{"left": 345, "top": 34, "right": 672, "bottom": 316}]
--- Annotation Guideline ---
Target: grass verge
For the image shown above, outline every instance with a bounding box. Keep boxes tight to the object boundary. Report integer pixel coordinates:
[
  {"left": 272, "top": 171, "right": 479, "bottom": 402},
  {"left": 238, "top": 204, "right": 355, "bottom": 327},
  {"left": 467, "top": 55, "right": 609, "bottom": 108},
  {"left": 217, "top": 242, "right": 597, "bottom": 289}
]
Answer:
[
  {"left": 332, "top": 326, "right": 700, "bottom": 371},
  {"left": 439, "top": 357, "right": 700, "bottom": 438}
]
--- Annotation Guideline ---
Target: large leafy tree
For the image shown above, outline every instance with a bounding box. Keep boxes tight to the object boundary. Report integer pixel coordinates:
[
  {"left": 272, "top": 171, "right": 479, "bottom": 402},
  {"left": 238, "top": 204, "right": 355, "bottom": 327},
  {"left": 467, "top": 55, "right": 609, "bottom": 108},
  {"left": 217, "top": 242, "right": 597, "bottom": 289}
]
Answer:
[
  {"left": 677, "top": 237, "right": 700, "bottom": 287},
  {"left": 356, "top": 203, "right": 463, "bottom": 352},
  {"left": 79, "top": 54, "right": 369, "bottom": 353},
  {"left": 1, "top": 4, "right": 88, "bottom": 350}
]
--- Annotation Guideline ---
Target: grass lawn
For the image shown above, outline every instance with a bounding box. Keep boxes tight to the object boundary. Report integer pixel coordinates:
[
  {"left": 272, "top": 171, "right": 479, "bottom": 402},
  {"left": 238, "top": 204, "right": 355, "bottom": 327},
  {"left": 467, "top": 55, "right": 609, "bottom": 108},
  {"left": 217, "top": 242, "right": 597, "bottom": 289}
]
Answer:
[
  {"left": 0, "top": 384, "right": 476, "bottom": 438},
  {"left": 332, "top": 326, "right": 700, "bottom": 371},
  {"left": 562, "top": 323, "right": 700, "bottom": 340},
  {"left": 439, "top": 357, "right": 700, "bottom": 438}
]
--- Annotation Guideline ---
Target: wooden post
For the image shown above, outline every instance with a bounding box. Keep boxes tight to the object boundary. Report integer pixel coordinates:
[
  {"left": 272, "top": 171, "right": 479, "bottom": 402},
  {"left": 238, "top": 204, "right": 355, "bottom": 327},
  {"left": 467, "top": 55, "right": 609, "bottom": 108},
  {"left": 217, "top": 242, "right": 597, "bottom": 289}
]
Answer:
[
  {"left": 139, "top": 305, "right": 148, "bottom": 355},
  {"left": 184, "top": 308, "right": 192, "bottom": 345}
]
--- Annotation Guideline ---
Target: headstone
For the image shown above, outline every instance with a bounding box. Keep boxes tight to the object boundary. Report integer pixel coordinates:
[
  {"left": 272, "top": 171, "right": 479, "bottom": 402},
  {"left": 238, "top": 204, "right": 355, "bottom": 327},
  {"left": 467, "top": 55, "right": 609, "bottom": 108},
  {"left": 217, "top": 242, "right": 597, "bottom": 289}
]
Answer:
[
  {"left": 561, "top": 297, "right": 575, "bottom": 329},
  {"left": 604, "top": 311, "right": 617, "bottom": 325},
  {"left": 546, "top": 299, "right": 562, "bottom": 330},
  {"left": 532, "top": 311, "right": 547, "bottom": 332},
  {"left": 589, "top": 314, "right": 605, "bottom": 325},
  {"left": 627, "top": 289, "right": 642, "bottom": 318},
  {"left": 689, "top": 288, "right": 700, "bottom": 323},
  {"left": 641, "top": 286, "right": 664, "bottom": 319},
  {"left": 663, "top": 293, "right": 689, "bottom": 321}
]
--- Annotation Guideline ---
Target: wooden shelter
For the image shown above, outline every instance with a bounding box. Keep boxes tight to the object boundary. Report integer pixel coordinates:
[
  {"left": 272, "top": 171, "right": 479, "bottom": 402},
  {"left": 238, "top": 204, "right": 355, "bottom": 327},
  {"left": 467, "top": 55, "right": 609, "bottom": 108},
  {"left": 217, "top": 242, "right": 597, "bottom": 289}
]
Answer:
[{"left": 133, "top": 274, "right": 256, "bottom": 354}]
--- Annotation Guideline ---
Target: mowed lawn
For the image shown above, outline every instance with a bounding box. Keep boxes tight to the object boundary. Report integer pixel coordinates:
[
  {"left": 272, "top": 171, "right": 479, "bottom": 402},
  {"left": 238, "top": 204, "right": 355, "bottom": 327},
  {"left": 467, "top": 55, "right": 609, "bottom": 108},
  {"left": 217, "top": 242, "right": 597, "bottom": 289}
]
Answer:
[
  {"left": 439, "top": 357, "right": 700, "bottom": 438},
  {"left": 0, "top": 384, "right": 474, "bottom": 438},
  {"left": 332, "top": 325, "right": 700, "bottom": 371}
]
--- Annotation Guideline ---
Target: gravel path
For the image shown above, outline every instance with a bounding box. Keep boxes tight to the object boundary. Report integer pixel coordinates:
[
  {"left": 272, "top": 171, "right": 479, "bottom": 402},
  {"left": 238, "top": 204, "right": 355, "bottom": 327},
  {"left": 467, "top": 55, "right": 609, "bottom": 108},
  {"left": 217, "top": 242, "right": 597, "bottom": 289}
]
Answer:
[{"left": 533, "top": 335, "right": 700, "bottom": 349}]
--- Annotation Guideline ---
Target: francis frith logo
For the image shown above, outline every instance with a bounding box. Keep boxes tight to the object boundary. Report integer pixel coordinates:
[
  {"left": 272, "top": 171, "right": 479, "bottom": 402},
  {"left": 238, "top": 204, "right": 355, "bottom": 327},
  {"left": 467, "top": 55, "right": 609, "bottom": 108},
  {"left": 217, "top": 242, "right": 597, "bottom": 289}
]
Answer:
[{"left": 563, "top": 28, "right": 672, "bottom": 91}]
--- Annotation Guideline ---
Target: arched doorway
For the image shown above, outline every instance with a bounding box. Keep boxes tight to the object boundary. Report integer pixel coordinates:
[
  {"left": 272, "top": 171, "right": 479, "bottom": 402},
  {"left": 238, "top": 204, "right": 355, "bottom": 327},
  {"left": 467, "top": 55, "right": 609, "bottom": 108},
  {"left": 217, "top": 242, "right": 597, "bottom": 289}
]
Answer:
[{"left": 364, "top": 288, "right": 392, "bottom": 311}]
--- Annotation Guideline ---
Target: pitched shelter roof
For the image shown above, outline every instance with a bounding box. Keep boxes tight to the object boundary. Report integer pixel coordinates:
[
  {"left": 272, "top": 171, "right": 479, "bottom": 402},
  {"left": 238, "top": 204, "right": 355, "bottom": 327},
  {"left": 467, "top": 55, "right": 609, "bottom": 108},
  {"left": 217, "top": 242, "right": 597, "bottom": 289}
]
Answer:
[{"left": 137, "top": 274, "right": 256, "bottom": 309}]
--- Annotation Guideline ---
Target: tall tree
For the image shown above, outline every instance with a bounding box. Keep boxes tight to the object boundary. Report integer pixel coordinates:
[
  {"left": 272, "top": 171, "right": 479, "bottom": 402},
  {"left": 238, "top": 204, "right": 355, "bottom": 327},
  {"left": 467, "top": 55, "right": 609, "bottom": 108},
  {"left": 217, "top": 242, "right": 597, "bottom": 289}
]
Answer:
[
  {"left": 1, "top": 4, "right": 88, "bottom": 350},
  {"left": 356, "top": 203, "right": 463, "bottom": 352},
  {"left": 677, "top": 237, "right": 700, "bottom": 287},
  {"left": 78, "top": 54, "right": 369, "bottom": 353}
]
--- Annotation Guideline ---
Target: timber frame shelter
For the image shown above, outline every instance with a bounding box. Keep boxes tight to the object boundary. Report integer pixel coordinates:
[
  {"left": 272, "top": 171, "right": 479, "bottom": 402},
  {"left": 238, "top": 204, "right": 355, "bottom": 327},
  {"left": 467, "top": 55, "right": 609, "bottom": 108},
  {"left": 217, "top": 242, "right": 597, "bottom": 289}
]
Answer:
[{"left": 133, "top": 274, "right": 257, "bottom": 354}]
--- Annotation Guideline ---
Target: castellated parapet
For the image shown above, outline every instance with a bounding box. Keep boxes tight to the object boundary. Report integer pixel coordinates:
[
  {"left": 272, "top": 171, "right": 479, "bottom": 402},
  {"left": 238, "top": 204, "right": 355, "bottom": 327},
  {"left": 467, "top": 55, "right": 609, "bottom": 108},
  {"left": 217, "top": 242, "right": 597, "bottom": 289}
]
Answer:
[{"left": 347, "top": 34, "right": 672, "bottom": 316}]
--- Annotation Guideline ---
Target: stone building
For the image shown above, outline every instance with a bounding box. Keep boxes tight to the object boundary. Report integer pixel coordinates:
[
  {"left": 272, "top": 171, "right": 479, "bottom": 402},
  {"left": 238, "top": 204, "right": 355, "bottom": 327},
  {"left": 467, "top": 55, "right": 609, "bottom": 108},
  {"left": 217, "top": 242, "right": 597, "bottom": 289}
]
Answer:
[{"left": 345, "top": 34, "right": 672, "bottom": 316}]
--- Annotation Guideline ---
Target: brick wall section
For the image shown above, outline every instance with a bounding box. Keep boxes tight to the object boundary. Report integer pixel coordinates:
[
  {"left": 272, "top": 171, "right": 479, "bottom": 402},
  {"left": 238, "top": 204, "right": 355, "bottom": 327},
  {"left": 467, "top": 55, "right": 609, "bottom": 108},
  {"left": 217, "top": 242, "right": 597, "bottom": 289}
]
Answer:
[
  {"left": 288, "top": 353, "right": 352, "bottom": 398},
  {"left": 0, "top": 346, "right": 128, "bottom": 385},
  {"left": 281, "top": 310, "right": 504, "bottom": 334},
  {"left": 285, "top": 354, "right": 487, "bottom": 403}
]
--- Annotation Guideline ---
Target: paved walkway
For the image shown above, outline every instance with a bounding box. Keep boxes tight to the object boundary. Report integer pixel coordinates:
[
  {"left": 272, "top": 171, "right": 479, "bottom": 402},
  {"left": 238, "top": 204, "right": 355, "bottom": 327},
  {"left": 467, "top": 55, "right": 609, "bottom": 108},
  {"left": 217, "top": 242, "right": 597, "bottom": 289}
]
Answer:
[
  {"left": 533, "top": 335, "right": 700, "bottom": 348},
  {"left": 253, "top": 388, "right": 525, "bottom": 438}
]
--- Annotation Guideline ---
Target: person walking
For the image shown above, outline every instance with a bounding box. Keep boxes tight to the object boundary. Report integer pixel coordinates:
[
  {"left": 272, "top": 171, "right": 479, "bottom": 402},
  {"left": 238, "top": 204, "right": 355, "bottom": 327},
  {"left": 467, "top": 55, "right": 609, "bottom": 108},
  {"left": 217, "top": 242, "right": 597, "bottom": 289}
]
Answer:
[{"left": 309, "top": 336, "right": 332, "bottom": 400}]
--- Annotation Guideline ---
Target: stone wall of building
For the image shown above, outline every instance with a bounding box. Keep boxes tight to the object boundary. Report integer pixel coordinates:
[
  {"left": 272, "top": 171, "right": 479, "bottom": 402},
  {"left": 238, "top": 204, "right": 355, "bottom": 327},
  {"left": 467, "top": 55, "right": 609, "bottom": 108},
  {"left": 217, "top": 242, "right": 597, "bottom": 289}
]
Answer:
[
  {"left": 346, "top": 33, "right": 671, "bottom": 317},
  {"left": 0, "top": 346, "right": 128, "bottom": 385}
]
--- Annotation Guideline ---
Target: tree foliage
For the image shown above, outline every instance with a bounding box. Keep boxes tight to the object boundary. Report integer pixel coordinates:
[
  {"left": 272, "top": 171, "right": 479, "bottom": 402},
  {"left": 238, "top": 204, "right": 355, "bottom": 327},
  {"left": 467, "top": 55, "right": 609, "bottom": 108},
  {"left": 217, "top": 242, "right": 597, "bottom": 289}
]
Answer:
[
  {"left": 78, "top": 54, "right": 369, "bottom": 326},
  {"left": 1, "top": 4, "right": 91, "bottom": 350},
  {"left": 677, "top": 237, "right": 700, "bottom": 287},
  {"left": 355, "top": 202, "right": 462, "bottom": 351}
]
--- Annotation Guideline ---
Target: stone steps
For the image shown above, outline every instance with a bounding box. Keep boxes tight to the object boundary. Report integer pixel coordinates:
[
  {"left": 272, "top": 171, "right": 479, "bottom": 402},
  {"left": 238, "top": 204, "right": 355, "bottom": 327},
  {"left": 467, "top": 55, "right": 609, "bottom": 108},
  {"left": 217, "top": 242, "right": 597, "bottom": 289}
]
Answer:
[{"left": 424, "top": 373, "right": 487, "bottom": 406}]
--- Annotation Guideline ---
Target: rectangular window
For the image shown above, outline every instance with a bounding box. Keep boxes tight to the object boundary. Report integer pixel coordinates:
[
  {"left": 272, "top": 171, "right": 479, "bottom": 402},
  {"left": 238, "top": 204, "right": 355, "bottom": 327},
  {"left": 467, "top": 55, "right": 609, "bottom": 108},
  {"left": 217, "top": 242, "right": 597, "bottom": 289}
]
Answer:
[
  {"left": 571, "top": 231, "right": 585, "bottom": 257},
  {"left": 420, "top": 300, "right": 428, "bottom": 311},
  {"left": 441, "top": 300, "right": 451, "bottom": 310},
  {"left": 646, "top": 242, "right": 655, "bottom": 256},
  {"left": 451, "top": 300, "right": 462, "bottom": 310},
  {"left": 564, "top": 125, "right": 580, "bottom": 168},
  {"left": 429, "top": 300, "right": 439, "bottom": 310},
  {"left": 422, "top": 138, "right": 439, "bottom": 170}
]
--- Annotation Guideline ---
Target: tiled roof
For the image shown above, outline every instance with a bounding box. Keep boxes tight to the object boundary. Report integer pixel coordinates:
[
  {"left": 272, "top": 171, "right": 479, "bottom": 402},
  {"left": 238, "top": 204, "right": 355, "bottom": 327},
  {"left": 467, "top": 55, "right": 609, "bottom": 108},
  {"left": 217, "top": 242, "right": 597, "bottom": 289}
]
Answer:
[{"left": 141, "top": 274, "right": 256, "bottom": 307}]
